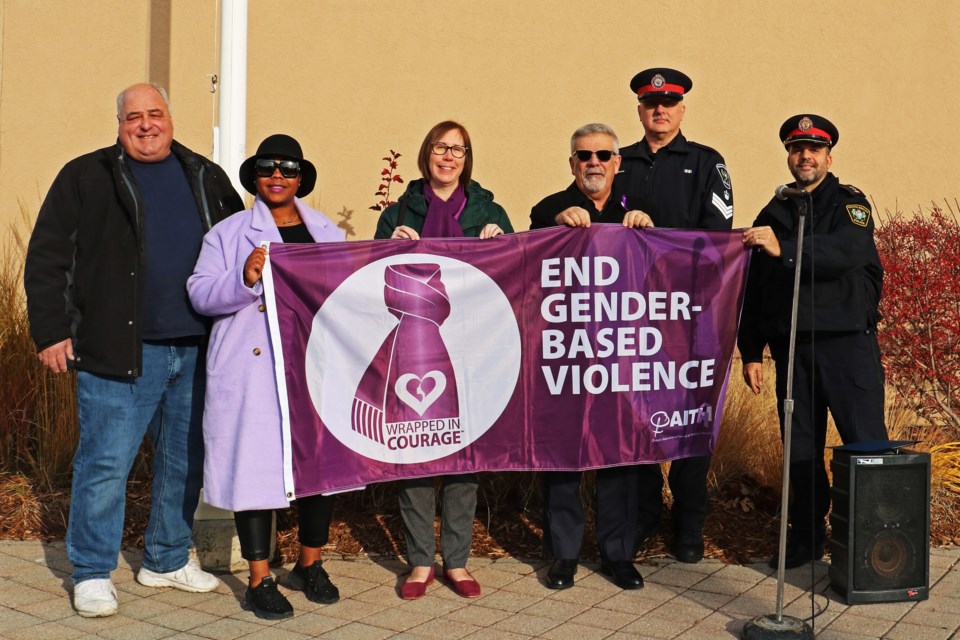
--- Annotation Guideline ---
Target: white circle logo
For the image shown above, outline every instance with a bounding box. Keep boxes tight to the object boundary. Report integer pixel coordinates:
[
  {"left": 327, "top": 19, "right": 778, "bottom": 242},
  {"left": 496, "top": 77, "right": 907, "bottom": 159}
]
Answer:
[{"left": 305, "top": 253, "right": 521, "bottom": 463}]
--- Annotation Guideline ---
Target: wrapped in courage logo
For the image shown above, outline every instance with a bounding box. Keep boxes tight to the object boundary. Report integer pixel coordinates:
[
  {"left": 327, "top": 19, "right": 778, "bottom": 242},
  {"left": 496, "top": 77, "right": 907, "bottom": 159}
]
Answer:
[
  {"left": 306, "top": 254, "right": 521, "bottom": 464},
  {"left": 352, "top": 263, "right": 462, "bottom": 452}
]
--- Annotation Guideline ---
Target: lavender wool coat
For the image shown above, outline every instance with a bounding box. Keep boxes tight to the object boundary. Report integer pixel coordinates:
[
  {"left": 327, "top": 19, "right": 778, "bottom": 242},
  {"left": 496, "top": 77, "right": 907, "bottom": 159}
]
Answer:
[{"left": 187, "top": 196, "right": 345, "bottom": 511}]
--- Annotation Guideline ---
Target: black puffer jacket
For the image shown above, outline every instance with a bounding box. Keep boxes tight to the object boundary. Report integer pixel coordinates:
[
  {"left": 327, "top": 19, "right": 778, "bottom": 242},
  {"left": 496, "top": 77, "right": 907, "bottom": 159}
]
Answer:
[{"left": 24, "top": 140, "right": 244, "bottom": 376}]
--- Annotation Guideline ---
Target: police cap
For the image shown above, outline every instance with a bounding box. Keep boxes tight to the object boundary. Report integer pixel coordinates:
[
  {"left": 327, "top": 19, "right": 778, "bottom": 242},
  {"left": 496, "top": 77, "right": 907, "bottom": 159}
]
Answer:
[
  {"left": 779, "top": 114, "right": 839, "bottom": 148},
  {"left": 629, "top": 68, "right": 692, "bottom": 102}
]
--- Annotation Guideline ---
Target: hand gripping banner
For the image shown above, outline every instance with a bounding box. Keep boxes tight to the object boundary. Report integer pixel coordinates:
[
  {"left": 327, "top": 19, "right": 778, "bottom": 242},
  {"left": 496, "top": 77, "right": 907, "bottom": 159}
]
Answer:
[{"left": 262, "top": 225, "right": 750, "bottom": 496}]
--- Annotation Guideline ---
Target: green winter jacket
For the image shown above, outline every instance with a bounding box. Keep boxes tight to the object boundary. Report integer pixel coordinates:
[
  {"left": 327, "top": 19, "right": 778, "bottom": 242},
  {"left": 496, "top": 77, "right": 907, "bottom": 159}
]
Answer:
[{"left": 374, "top": 179, "right": 513, "bottom": 239}]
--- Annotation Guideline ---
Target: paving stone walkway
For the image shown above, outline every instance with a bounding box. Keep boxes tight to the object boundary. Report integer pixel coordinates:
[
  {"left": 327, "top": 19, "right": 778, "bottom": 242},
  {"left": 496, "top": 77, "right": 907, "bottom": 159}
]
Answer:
[{"left": 0, "top": 541, "right": 957, "bottom": 639}]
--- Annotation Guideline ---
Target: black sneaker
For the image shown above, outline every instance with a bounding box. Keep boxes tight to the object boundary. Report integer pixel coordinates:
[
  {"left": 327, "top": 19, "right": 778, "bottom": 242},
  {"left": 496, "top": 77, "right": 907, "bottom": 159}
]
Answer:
[
  {"left": 289, "top": 560, "right": 340, "bottom": 604},
  {"left": 245, "top": 576, "right": 294, "bottom": 620}
]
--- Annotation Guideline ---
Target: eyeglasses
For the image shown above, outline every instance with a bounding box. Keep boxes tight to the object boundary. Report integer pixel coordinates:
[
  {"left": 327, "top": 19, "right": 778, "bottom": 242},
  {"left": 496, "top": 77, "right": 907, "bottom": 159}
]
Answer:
[
  {"left": 573, "top": 150, "right": 617, "bottom": 162},
  {"left": 255, "top": 159, "right": 301, "bottom": 178},
  {"left": 431, "top": 142, "right": 469, "bottom": 158}
]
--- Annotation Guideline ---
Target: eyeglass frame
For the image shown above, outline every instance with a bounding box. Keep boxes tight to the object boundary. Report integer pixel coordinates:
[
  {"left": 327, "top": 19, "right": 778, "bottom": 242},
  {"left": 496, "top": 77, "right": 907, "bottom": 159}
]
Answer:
[
  {"left": 572, "top": 149, "right": 618, "bottom": 163},
  {"left": 430, "top": 142, "right": 470, "bottom": 158},
  {"left": 254, "top": 159, "right": 302, "bottom": 178}
]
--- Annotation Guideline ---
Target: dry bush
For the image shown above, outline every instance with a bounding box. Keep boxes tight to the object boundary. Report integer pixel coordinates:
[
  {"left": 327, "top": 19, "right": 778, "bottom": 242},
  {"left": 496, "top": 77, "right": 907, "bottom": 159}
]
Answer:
[
  {"left": 711, "top": 354, "right": 782, "bottom": 489},
  {"left": 0, "top": 205, "right": 79, "bottom": 489},
  {"left": 0, "top": 474, "right": 43, "bottom": 538}
]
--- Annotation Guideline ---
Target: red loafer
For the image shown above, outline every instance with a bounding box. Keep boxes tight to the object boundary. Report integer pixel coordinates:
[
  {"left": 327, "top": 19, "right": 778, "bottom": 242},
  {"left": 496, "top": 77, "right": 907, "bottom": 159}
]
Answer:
[
  {"left": 443, "top": 569, "right": 481, "bottom": 598},
  {"left": 399, "top": 566, "right": 435, "bottom": 600}
]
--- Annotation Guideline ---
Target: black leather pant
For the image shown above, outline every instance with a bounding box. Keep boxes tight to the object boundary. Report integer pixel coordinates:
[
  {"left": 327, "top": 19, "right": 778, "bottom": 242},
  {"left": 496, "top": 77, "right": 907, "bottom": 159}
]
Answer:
[{"left": 234, "top": 493, "right": 334, "bottom": 561}]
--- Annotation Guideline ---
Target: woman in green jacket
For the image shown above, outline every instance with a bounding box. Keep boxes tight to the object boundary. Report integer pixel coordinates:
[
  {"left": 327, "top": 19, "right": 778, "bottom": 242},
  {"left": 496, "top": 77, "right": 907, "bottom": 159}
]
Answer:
[
  {"left": 374, "top": 121, "right": 512, "bottom": 600},
  {"left": 375, "top": 121, "right": 512, "bottom": 240}
]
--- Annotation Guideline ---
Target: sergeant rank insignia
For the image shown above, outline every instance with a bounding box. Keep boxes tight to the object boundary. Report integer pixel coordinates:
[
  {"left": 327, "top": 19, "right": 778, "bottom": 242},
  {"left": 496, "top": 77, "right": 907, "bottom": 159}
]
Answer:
[{"left": 846, "top": 204, "right": 870, "bottom": 227}]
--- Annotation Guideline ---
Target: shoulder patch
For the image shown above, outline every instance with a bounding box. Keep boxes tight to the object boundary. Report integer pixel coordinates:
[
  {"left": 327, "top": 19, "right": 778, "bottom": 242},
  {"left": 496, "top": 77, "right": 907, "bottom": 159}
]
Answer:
[
  {"left": 846, "top": 204, "right": 870, "bottom": 227},
  {"left": 840, "top": 183, "right": 864, "bottom": 196},
  {"left": 716, "top": 164, "right": 731, "bottom": 189}
]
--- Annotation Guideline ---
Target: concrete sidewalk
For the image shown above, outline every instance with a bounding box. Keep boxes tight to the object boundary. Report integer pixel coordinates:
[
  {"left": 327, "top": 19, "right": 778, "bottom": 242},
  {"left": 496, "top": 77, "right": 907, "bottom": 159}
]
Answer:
[{"left": 0, "top": 541, "right": 957, "bottom": 639}]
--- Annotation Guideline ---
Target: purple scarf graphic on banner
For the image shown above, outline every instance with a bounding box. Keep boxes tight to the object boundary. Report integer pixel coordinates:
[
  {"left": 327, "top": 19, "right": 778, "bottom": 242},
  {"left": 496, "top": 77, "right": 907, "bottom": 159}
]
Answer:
[
  {"left": 352, "top": 264, "right": 460, "bottom": 449},
  {"left": 263, "top": 225, "right": 750, "bottom": 496}
]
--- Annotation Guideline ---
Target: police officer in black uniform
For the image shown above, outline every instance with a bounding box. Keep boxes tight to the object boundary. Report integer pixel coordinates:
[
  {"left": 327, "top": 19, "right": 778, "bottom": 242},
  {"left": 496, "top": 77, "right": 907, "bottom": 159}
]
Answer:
[
  {"left": 621, "top": 68, "right": 734, "bottom": 564},
  {"left": 531, "top": 123, "right": 653, "bottom": 591},
  {"left": 738, "top": 114, "right": 888, "bottom": 569}
]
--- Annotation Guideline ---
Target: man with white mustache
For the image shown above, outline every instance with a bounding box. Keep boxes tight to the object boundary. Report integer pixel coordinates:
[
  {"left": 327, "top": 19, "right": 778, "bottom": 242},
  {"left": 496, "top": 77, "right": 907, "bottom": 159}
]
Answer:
[
  {"left": 619, "top": 67, "right": 734, "bottom": 565},
  {"left": 530, "top": 123, "right": 652, "bottom": 592},
  {"left": 530, "top": 123, "right": 652, "bottom": 230}
]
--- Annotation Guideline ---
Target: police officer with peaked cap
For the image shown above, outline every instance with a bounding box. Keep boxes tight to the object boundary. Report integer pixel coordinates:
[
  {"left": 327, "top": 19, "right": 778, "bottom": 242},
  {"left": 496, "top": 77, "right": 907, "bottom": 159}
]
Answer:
[
  {"left": 738, "top": 114, "right": 888, "bottom": 569},
  {"left": 621, "top": 67, "right": 734, "bottom": 564}
]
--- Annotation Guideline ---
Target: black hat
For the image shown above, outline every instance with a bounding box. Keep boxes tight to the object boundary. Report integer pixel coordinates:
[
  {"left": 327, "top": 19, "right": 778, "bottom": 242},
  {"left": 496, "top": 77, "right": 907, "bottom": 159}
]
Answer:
[
  {"left": 779, "top": 114, "right": 839, "bottom": 148},
  {"left": 238, "top": 133, "right": 317, "bottom": 197},
  {"left": 629, "top": 67, "right": 692, "bottom": 102}
]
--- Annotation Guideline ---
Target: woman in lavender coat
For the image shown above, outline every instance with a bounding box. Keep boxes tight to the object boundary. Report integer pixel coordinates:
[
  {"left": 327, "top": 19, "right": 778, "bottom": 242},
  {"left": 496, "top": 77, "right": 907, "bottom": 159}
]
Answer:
[{"left": 187, "top": 134, "right": 344, "bottom": 620}]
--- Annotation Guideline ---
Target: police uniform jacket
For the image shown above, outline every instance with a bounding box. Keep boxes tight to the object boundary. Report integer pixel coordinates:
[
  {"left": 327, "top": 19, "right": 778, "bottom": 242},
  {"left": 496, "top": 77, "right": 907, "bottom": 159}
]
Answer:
[
  {"left": 737, "top": 173, "right": 883, "bottom": 363},
  {"left": 24, "top": 140, "right": 244, "bottom": 377},
  {"left": 618, "top": 132, "right": 733, "bottom": 230},
  {"left": 530, "top": 181, "right": 627, "bottom": 229}
]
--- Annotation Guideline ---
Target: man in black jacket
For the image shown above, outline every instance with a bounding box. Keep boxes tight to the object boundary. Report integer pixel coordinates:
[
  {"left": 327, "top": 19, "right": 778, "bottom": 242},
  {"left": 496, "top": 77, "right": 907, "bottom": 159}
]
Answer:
[
  {"left": 24, "top": 83, "right": 243, "bottom": 617},
  {"left": 531, "top": 123, "right": 652, "bottom": 592},
  {"left": 620, "top": 67, "right": 734, "bottom": 564},
  {"left": 738, "top": 114, "right": 887, "bottom": 569}
]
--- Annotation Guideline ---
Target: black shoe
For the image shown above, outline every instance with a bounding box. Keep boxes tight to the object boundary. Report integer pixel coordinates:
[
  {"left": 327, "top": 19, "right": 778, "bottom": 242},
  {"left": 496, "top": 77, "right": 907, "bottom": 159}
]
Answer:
[
  {"left": 672, "top": 530, "right": 704, "bottom": 564},
  {"left": 245, "top": 576, "right": 294, "bottom": 620},
  {"left": 768, "top": 539, "right": 825, "bottom": 570},
  {"left": 633, "top": 522, "right": 660, "bottom": 554},
  {"left": 289, "top": 560, "right": 340, "bottom": 604},
  {"left": 546, "top": 559, "right": 578, "bottom": 589},
  {"left": 600, "top": 560, "right": 644, "bottom": 590}
]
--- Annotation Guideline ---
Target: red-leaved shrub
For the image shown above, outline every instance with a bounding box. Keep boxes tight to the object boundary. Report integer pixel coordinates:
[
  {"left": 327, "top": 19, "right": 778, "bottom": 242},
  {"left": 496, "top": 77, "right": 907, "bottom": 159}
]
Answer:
[
  {"left": 875, "top": 203, "right": 960, "bottom": 434},
  {"left": 369, "top": 150, "right": 403, "bottom": 212}
]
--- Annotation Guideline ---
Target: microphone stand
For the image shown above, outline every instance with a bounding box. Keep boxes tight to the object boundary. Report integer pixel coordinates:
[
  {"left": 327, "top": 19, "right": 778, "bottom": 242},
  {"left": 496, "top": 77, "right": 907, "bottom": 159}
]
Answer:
[{"left": 742, "top": 192, "right": 814, "bottom": 640}]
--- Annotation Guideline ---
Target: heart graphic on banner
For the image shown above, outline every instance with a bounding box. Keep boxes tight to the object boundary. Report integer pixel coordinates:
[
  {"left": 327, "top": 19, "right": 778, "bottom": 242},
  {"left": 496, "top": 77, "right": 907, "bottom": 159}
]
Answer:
[{"left": 395, "top": 371, "right": 447, "bottom": 417}]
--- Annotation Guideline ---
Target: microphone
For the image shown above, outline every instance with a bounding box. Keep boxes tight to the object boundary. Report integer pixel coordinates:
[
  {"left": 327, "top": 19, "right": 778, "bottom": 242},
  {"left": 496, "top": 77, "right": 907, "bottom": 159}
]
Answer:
[{"left": 775, "top": 184, "right": 809, "bottom": 200}]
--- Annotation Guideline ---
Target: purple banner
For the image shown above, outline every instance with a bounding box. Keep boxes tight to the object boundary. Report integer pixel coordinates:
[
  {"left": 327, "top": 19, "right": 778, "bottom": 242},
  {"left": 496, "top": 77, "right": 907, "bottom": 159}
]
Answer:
[{"left": 262, "top": 225, "right": 750, "bottom": 496}]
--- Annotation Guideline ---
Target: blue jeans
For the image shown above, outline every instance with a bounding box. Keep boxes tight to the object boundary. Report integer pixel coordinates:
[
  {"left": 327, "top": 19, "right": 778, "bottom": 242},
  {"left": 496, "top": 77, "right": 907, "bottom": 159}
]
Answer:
[{"left": 68, "top": 341, "right": 205, "bottom": 584}]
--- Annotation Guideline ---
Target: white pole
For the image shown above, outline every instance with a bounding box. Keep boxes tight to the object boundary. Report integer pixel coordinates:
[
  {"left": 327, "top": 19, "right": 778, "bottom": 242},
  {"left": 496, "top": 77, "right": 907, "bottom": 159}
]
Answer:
[
  {"left": 215, "top": 0, "right": 248, "bottom": 197},
  {"left": 193, "top": 0, "right": 251, "bottom": 570}
]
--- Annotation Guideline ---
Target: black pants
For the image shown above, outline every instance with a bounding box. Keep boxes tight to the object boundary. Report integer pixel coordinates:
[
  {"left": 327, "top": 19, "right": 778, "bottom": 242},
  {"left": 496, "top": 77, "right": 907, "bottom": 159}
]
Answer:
[
  {"left": 542, "top": 466, "right": 638, "bottom": 562},
  {"left": 234, "top": 494, "right": 334, "bottom": 561},
  {"left": 635, "top": 455, "right": 710, "bottom": 534},
  {"left": 770, "top": 330, "right": 887, "bottom": 540}
]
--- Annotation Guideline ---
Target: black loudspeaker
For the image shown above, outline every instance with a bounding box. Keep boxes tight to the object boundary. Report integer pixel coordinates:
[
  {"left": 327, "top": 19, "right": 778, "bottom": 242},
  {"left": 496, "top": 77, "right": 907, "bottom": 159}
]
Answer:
[{"left": 829, "top": 448, "right": 930, "bottom": 604}]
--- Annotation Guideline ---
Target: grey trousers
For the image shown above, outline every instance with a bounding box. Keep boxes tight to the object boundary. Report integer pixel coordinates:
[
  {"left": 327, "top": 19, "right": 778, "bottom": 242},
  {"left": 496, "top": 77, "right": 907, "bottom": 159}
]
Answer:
[{"left": 397, "top": 474, "right": 478, "bottom": 568}]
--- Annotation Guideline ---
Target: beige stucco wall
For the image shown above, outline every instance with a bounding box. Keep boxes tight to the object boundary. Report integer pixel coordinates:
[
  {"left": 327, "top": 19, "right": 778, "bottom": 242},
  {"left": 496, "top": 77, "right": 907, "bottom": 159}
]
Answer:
[{"left": 2, "top": 0, "right": 958, "bottom": 246}]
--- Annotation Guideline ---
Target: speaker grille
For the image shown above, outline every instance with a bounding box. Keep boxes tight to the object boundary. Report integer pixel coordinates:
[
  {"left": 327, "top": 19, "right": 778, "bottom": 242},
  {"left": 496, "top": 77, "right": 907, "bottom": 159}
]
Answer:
[{"left": 853, "top": 465, "right": 926, "bottom": 589}]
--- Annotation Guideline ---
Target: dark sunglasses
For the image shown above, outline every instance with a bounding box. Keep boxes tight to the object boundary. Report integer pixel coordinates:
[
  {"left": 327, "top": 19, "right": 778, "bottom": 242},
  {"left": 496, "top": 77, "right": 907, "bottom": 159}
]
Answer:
[
  {"left": 255, "top": 159, "right": 301, "bottom": 178},
  {"left": 573, "top": 149, "right": 616, "bottom": 162}
]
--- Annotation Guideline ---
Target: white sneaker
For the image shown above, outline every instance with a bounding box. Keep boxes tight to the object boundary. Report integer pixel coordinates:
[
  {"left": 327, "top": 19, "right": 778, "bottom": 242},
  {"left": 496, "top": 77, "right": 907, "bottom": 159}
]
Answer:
[
  {"left": 73, "top": 578, "right": 118, "bottom": 617},
  {"left": 137, "top": 557, "right": 220, "bottom": 592}
]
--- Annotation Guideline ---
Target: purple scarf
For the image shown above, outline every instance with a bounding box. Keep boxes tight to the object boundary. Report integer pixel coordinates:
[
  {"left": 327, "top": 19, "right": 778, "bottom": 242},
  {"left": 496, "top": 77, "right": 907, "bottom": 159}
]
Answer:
[{"left": 420, "top": 182, "right": 467, "bottom": 238}]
